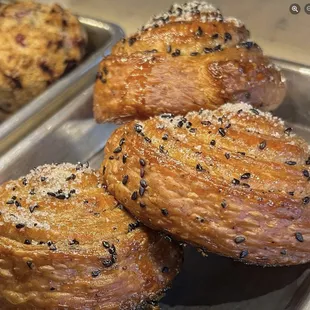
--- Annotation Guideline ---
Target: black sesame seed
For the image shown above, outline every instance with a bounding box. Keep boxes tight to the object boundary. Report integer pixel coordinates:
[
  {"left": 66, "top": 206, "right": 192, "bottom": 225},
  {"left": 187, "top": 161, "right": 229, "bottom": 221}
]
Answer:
[
  {"left": 210, "top": 140, "right": 216, "bottom": 146},
  {"left": 41, "top": 176, "right": 46, "bottom": 182},
  {"left": 218, "top": 128, "right": 226, "bottom": 137},
  {"left": 91, "top": 270, "right": 101, "bottom": 277},
  {"left": 212, "top": 33, "right": 219, "bottom": 39},
  {"left": 66, "top": 174, "right": 76, "bottom": 181},
  {"left": 171, "top": 49, "right": 181, "bottom": 57},
  {"left": 241, "top": 173, "right": 251, "bottom": 180},
  {"left": 16, "top": 223, "right": 25, "bottom": 229},
  {"left": 122, "top": 154, "right": 128, "bottom": 164},
  {"left": 140, "top": 159, "right": 146, "bottom": 166},
  {"left": 56, "top": 193, "right": 66, "bottom": 200},
  {"left": 177, "top": 120, "right": 184, "bottom": 128},
  {"left": 196, "top": 26, "right": 203, "bottom": 36},
  {"left": 161, "top": 208, "right": 169, "bottom": 216},
  {"left": 128, "top": 221, "right": 140, "bottom": 232},
  {"left": 250, "top": 108, "right": 259, "bottom": 115},
  {"left": 50, "top": 287, "right": 56, "bottom": 291},
  {"left": 190, "top": 52, "right": 199, "bottom": 56},
  {"left": 117, "top": 203, "right": 124, "bottom": 210},
  {"left": 240, "top": 41, "right": 254, "bottom": 49},
  {"left": 232, "top": 179, "right": 240, "bottom": 185},
  {"left": 189, "top": 128, "right": 197, "bottom": 133},
  {"left": 140, "top": 202, "right": 146, "bottom": 208},
  {"left": 70, "top": 189, "right": 76, "bottom": 194},
  {"left": 284, "top": 127, "right": 293, "bottom": 135},
  {"left": 303, "top": 170, "right": 309, "bottom": 178},
  {"left": 166, "top": 45, "right": 172, "bottom": 53},
  {"left": 134, "top": 124, "right": 143, "bottom": 133},
  {"left": 225, "top": 153, "right": 230, "bottom": 159},
  {"left": 302, "top": 196, "right": 310, "bottom": 205},
  {"left": 122, "top": 175, "right": 129, "bottom": 185},
  {"left": 306, "top": 157, "right": 310, "bottom": 165},
  {"left": 26, "top": 261, "right": 34, "bottom": 269},
  {"left": 29, "top": 204, "right": 38, "bottom": 213},
  {"left": 47, "top": 192, "right": 56, "bottom": 197},
  {"left": 49, "top": 244, "right": 57, "bottom": 251},
  {"left": 119, "top": 138, "right": 125, "bottom": 146},
  {"left": 15, "top": 200, "right": 21, "bottom": 207},
  {"left": 234, "top": 236, "right": 246, "bottom": 244},
  {"left": 162, "top": 266, "right": 170, "bottom": 273},
  {"left": 131, "top": 191, "right": 138, "bottom": 200},
  {"left": 162, "top": 134, "right": 168, "bottom": 140},
  {"left": 259, "top": 140, "right": 267, "bottom": 150},
  {"left": 196, "top": 164, "right": 204, "bottom": 171},
  {"left": 161, "top": 113, "right": 174, "bottom": 118},
  {"left": 144, "top": 137, "right": 152, "bottom": 143},
  {"left": 139, "top": 186, "right": 145, "bottom": 197},
  {"left": 221, "top": 201, "right": 227, "bottom": 208},
  {"left": 242, "top": 183, "right": 251, "bottom": 188},
  {"left": 204, "top": 47, "right": 213, "bottom": 53},
  {"left": 113, "top": 146, "right": 122, "bottom": 154},
  {"left": 69, "top": 239, "right": 79, "bottom": 245},
  {"left": 224, "top": 32, "right": 232, "bottom": 42},
  {"left": 186, "top": 122, "right": 192, "bottom": 128},
  {"left": 213, "top": 45, "right": 222, "bottom": 51},
  {"left": 128, "top": 37, "right": 136, "bottom": 46},
  {"left": 295, "top": 232, "right": 304, "bottom": 242},
  {"left": 11, "top": 196, "right": 17, "bottom": 200},
  {"left": 159, "top": 145, "right": 165, "bottom": 153},
  {"left": 24, "top": 239, "right": 31, "bottom": 245},
  {"left": 280, "top": 249, "right": 287, "bottom": 255},
  {"left": 22, "top": 178, "right": 28, "bottom": 186},
  {"left": 240, "top": 250, "right": 248, "bottom": 259},
  {"left": 29, "top": 189, "right": 35, "bottom": 195},
  {"left": 108, "top": 244, "right": 116, "bottom": 255},
  {"left": 102, "top": 241, "right": 110, "bottom": 248},
  {"left": 6, "top": 199, "right": 14, "bottom": 205},
  {"left": 288, "top": 191, "right": 295, "bottom": 196},
  {"left": 285, "top": 161, "right": 297, "bottom": 166},
  {"left": 201, "top": 122, "right": 211, "bottom": 128},
  {"left": 140, "top": 179, "right": 147, "bottom": 188},
  {"left": 140, "top": 167, "right": 145, "bottom": 178}
]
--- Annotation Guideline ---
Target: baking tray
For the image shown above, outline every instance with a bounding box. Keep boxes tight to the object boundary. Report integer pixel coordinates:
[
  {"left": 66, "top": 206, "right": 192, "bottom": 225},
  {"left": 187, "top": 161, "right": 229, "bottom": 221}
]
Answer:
[
  {"left": 0, "top": 16, "right": 124, "bottom": 156},
  {"left": 0, "top": 58, "right": 310, "bottom": 310}
]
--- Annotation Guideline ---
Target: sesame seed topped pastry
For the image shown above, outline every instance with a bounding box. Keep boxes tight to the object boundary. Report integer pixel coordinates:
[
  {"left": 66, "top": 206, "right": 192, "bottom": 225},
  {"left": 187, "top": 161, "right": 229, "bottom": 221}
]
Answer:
[
  {"left": 0, "top": 163, "right": 182, "bottom": 309},
  {"left": 0, "top": 1, "right": 87, "bottom": 121},
  {"left": 94, "top": 1, "right": 286, "bottom": 124},
  {"left": 101, "top": 103, "right": 310, "bottom": 266}
]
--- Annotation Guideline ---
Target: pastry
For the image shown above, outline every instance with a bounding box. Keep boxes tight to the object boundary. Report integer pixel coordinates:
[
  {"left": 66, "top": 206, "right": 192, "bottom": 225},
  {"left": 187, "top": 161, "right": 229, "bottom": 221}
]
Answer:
[
  {"left": 101, "top": 103, "right": 310, "bottom": 266},
  {"left": 0, "top": 163, "right": 182, "bottom": 309},
  {"left": 94, "top": 1, "right": 286, "bottom": 124},
  {"left": 0, "top": 1, "right": 87, "bottom": 121}
]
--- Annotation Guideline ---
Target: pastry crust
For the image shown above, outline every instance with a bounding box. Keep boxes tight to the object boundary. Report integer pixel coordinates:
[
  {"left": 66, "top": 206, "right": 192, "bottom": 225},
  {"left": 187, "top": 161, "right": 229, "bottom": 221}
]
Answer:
[
  {"left": 94, "top": 1, "right": 286, "bottom": 123},
  {"left": 0, "top": 163, "right": 182, "bottom": 309},
  {"left": 101, "top": 103, "right": 310, "bottom": 266},
  {"left": 0, "top": 1, "right": 87, "bottom": 121}
]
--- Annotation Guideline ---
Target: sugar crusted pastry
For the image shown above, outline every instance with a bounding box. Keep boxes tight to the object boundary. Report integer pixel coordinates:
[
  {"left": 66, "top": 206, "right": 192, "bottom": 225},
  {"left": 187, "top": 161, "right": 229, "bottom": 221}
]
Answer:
[
  {"left": 94, "top": 1, "right": 286, "bottom": 123},
  {"left": 0, "top": 163, "right": 182, "bottom": 309},
  {"left": 102, "top": 103, "right": 310, "bottom": 266},
  {"left": 0, "top": 1, "right": 87, "bottom": 121}
]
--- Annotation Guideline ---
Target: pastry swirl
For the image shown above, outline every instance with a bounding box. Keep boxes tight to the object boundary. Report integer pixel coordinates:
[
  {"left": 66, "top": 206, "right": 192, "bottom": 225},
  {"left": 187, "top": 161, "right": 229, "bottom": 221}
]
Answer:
[
  {"left": 102, "top": 103, "right": 310, "bottom": 266},
  {"left": 0, "top": 163, "right": 182, "bottom": 309},
  {"left": 94, "top": 1, "right": 286, "bottom": 123}
]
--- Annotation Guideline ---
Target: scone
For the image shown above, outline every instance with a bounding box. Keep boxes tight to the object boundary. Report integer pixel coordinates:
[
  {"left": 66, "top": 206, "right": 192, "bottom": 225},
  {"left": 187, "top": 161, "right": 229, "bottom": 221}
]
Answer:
[
  {"left": 94, "top": 1, "right": 286, "bottom": 123},
  {"left": 0, "top": 1, "right": 87, "bottom": 121},
  {"left": 0, "top": 163, "right": 182, "bottom": 309},
  {"left": 101, "top": 103, "right": 310, "bottom": 266}
]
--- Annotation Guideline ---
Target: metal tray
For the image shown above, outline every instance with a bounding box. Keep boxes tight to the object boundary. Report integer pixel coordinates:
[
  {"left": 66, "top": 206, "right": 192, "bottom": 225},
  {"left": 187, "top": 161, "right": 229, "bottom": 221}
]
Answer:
[
  {"left": 0, "top": 58, "right": 310, "bottom": 310},
  {"left": 0, "top": 16, "right": 123, "bottom": 156}
]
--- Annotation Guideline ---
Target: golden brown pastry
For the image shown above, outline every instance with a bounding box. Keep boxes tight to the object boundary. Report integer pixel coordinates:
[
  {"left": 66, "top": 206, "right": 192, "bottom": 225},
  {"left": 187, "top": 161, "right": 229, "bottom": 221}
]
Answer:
[
  {"left": 0, "top": 1, "right": 87, "bottom": 121},
  {"left": 0, "top": 163, "right": 182, "bottom": 309},
  {"left": 101, "top": 103, "right": 310, "bottom": 266},
  {"left": 94, "top": 1, "right": 286, "bottom": 124}
]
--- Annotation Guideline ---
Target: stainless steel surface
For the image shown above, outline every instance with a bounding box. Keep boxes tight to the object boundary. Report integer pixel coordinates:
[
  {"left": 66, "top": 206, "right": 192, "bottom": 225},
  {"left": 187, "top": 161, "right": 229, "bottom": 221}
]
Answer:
[
  {"left": 0, "top": 59, "right": 310, "bottom": 310},
  {"left": 0, "top": 16, "right": 123, "bottom": 155}
]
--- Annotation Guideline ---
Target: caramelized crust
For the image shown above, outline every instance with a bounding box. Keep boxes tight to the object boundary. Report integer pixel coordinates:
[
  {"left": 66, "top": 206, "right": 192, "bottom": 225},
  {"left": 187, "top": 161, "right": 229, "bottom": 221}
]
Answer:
[
  {"left": 101, "top": 103, "right": 310, "bottom": 266},
  {"left": 94, "top": 1, "right": 286, "bottom": 123},
  {"left": 0, "top": 163, "right": 182, "bottom": 309}
]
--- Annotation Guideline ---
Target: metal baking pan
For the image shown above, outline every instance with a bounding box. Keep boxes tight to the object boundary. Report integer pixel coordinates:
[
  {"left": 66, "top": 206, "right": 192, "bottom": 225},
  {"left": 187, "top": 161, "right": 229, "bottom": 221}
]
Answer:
[
  {"left": 0, "top": 16, "right": 123, "bottom": 156},
  {"left": 0, "top": 58, "right": 310, "bottom": 310}
]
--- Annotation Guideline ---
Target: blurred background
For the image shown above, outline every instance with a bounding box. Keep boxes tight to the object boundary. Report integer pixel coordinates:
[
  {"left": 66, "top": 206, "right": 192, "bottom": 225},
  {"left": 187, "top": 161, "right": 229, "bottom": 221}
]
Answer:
[{"left": 40, "top": 0, "right": 310, "bottom": 65}]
